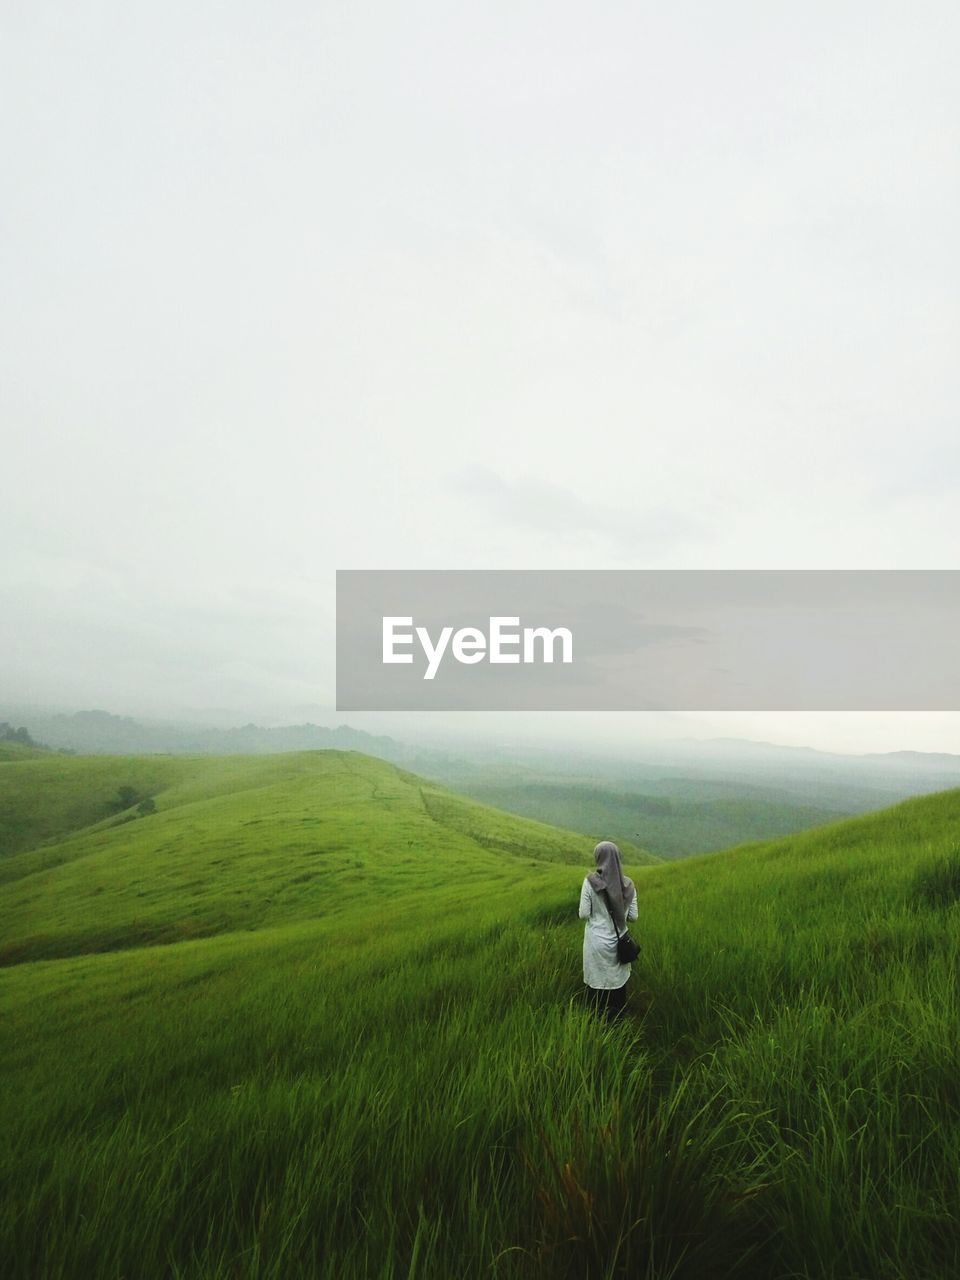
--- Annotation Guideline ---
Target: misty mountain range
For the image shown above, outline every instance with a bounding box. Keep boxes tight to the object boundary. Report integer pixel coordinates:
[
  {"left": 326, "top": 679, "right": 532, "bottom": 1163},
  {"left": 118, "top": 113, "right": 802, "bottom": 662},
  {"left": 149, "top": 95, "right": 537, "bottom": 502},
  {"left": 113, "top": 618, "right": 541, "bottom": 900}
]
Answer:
[{"left": 3, "top": 706, "right": 958, "bottom": 860}]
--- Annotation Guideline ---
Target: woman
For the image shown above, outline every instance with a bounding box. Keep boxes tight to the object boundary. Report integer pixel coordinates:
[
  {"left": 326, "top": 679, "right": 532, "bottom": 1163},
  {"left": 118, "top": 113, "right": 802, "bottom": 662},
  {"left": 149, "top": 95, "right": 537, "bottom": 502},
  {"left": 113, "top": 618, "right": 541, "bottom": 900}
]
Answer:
[{"left": 578, "top": 840, "right": 638, "bottom": 1021}]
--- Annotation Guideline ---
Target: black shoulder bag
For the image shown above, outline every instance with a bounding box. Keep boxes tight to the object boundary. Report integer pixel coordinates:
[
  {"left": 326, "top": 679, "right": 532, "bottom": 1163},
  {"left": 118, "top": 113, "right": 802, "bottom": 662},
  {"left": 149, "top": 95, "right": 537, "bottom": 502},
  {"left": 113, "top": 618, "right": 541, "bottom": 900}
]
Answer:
[{"left": 602, "top": 890, "right": 640, "bottom": 963}]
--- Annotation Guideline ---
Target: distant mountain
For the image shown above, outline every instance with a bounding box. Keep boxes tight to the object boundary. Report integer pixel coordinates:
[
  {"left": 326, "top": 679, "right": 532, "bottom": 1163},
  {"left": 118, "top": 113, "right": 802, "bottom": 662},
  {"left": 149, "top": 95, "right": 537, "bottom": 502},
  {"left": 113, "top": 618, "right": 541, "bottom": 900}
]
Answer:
[
  {"left": 661, "top": 736, "right": 960, "bottom": 770},
  {"left": 862, "top": 749, "right": 960, "bottom": 770},
  {"left": 631, "top": 736, "right": 960, "bottom": 790},
  {"left": 5, "top": 708, "right": 958, "bottom": 861},
  {"left": 0, "top": 707, "right": 467, "bottom": 775}
]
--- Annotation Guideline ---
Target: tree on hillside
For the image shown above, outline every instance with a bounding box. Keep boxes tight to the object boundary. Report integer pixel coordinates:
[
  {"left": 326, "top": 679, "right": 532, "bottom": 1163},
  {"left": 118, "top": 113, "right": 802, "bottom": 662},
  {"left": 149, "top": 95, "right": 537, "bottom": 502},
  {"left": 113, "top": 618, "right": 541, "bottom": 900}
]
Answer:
[
  {"left": 104, "top": 786, "right": 158, "bottom": 817},
  {"left": 105, "top": 785, "right": 142, "bottom": 814},
  {"left": 0, "top": 722, "right": 38, "bottom": 746}
]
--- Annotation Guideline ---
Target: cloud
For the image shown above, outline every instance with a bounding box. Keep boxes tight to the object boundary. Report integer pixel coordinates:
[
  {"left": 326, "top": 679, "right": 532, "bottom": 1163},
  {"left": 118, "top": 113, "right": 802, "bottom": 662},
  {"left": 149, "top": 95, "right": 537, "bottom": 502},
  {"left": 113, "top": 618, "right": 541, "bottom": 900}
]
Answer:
[
  {"left": 868, "top": 436, "right": 960, "bottom": 501},
  {"left": 450, "top": 464, "right": 708, "bottom": 552}
]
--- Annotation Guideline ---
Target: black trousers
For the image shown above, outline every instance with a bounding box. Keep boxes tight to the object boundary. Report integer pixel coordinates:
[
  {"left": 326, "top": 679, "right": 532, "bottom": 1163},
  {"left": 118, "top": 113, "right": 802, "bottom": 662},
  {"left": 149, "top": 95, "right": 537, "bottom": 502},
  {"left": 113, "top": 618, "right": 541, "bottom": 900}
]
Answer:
[{"left": 585, "top": 983, "right": 627, "bottom": 1022}]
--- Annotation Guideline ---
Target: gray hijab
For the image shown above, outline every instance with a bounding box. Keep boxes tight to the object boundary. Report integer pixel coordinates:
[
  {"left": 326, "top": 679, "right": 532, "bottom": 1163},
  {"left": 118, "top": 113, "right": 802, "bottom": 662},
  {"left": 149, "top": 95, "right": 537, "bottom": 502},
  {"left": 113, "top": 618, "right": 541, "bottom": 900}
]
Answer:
[{"left": 587, "top": 840, "right": 635, "bottom": 932}]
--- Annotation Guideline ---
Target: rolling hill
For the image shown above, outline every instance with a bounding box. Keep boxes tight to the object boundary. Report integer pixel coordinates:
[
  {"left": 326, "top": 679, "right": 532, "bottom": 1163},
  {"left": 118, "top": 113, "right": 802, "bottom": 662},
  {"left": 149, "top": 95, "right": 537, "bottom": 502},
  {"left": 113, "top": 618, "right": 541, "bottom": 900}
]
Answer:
[
  {"left": 0, "top": 749, "right": 658, "bottom": 966},
  {"left": 2, "top": 749, "right": 959, "bottom": 1279},
  {"left": 438, "top": 777, "right": 844, "bottom": 859},
  {"left": 9, "top": 706, "right": 960, "bottom": 859}
]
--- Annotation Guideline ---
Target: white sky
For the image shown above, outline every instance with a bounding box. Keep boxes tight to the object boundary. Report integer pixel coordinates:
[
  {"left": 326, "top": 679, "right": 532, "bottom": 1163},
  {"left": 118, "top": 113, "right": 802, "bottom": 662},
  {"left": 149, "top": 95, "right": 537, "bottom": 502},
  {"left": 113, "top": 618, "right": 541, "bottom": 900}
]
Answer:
[{"left": 2, "top": 2, "right": 958, "bottom": 754}]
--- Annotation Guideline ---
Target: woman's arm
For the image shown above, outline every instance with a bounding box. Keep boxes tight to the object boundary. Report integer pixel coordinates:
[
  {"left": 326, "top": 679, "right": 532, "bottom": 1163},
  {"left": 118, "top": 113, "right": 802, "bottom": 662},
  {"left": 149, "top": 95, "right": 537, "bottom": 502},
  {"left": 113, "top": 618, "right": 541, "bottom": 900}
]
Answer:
[
  {"left": 578, "top": 878, "right": 592, "bottom": 920},
  {"left": 627, "top": 893, "right": 638, "bottom": 921}
]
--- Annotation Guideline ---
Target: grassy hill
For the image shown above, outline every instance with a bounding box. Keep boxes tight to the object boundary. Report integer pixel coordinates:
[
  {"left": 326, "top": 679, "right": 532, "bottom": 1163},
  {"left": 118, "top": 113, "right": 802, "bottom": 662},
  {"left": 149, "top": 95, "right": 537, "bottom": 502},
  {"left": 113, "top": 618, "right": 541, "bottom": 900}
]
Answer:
[
  {"left": 1, "top": 750, "right": 959, "bottom": 1279},
  {"left": 442, "top": 777, "right": 843, "bottom": 859},
  {"left": 0, "top": 750, "right": 658, "bottom": 965},
  {"left": 0, "top": 739, "right": 52, "bottom": 763}
]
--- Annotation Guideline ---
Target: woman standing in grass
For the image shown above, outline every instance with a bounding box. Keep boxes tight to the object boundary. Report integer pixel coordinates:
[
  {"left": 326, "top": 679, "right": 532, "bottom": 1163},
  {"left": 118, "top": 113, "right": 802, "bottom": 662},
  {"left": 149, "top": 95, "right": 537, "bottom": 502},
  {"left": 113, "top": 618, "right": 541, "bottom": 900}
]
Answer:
[{"left": 578, "top": 840, "right": 638, "bottom": 1021}]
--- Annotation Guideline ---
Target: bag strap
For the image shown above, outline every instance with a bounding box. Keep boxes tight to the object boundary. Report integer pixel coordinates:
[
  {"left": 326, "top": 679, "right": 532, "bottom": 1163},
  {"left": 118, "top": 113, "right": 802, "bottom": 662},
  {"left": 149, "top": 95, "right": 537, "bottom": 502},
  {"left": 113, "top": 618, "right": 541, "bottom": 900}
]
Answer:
[{"left": 600, "top": 888, "right": 623, "bottom": 939}]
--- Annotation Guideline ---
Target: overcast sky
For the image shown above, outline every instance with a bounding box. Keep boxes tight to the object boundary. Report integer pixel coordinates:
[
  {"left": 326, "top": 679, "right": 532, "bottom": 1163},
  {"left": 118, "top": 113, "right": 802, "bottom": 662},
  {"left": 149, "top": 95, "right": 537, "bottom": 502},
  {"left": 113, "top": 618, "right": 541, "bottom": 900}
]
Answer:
[{"left": 2, "top": 2, "right": 958, "bottom": 754}]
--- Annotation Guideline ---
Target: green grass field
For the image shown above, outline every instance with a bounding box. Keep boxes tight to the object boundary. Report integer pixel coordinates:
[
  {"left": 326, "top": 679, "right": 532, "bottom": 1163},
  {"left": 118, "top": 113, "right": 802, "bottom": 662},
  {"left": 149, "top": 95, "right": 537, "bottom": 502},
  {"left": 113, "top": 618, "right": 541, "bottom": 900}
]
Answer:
[
  {"left": 2, "top": 749, "right": 959, "bottom": 1278},
  {"left": 439, "top": 775, "right": 844, "bottom": 859}
]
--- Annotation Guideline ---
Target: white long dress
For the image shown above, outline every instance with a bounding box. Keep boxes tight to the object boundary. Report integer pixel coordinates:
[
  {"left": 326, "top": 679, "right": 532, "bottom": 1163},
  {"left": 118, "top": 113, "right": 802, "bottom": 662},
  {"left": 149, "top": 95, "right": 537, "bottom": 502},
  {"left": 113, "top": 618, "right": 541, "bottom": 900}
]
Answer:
[{"left": 579, "top": 877, "right": 639, "bottom": 990}]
